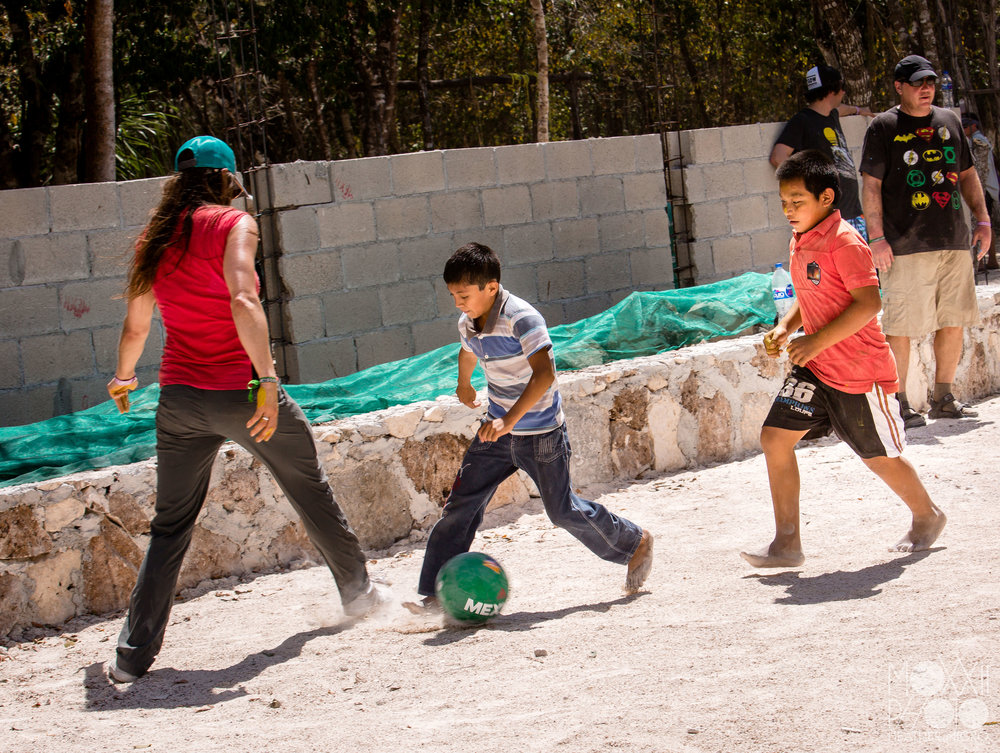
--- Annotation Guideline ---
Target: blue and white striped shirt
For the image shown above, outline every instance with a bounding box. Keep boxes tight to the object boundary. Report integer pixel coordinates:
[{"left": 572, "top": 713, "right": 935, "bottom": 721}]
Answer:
[{"left": 458, "top": 286, "right": 564, "bottom": 435}]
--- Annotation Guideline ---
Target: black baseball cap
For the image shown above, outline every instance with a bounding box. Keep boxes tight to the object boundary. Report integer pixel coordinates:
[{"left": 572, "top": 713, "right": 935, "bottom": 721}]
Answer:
[{"left": 894, "top": 55, "right": 938, "bottom": 83}]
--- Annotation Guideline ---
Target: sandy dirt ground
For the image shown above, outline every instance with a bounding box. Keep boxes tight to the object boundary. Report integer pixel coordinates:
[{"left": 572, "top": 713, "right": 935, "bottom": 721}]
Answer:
[{"left": 2, "top": 393, "right": 999, "bottom": 753}]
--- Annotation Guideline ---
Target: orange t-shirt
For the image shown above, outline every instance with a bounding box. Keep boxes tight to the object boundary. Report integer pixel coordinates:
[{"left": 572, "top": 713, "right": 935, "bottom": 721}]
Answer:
[
  {"left": 152, "top": 205, "right": 256, "bottom": 389},
  {"left": 788, "top": 210, "right": 899, "bottom": 394}
]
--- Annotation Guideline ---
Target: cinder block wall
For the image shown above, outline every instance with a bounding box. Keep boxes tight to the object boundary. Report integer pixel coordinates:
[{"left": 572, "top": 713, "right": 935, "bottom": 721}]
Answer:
[
  {"left": 0, "top": 178, "right": 168, "bottom": 426},
  {"left": 680, "top": 115, "right": 870, "bottom": 282},
  {"left": 268, "top": 135, "right": 675, "bottom": 383}
]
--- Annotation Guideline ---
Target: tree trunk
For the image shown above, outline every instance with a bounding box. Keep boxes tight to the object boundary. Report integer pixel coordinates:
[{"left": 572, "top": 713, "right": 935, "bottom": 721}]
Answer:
[
  {"left": 278, "top": 70, "right": 307, "bottom": 159},
  {"left": 528, "top": 0, "right": 549, "bottom": 143},
  {"left": 347, "top": 3, "right": 401, "bottom": 156},
  {"left": 417, "top": 0, "right": 434, "bottom": 150},
  {"left": 52, "top": 49, "right": 85, "bottom": 184},
  {"left": 913, "top": 0, "right": 940, "bottom": 65},
  {"left": 84, "top": 0, "right": 116, "bottom": 183},
  {"left": 306, "top": 59, "right": 333, "bottom": 159},
  {"left": 814, "top": 0, "right": 873, "bottom": 107}
]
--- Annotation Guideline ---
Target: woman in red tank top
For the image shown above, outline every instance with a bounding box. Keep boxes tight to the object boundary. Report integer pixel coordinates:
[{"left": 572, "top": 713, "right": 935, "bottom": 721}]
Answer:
[{"left": 104, "top": 137, "right": 384, "bottom": 684}]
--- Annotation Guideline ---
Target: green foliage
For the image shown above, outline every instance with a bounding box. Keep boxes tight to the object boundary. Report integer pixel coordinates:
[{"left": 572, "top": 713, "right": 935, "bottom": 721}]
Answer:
[{"left": 115, "top": 96, "right": 181, "bottom": 180}]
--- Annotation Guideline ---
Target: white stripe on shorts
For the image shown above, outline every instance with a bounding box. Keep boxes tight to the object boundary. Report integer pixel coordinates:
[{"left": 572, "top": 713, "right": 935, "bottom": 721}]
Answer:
[{"left": 868, "top": 386, "right": 906, "bottom": 458}]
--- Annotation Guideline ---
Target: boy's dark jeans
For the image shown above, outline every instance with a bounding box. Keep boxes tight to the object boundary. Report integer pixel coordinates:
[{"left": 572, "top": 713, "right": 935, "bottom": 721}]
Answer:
[
  {"left": 417, "top": 424, "right": 643, "bottom": 596},
  {"left": 116, "top": 385, "right": 370, "bottom": 677}
]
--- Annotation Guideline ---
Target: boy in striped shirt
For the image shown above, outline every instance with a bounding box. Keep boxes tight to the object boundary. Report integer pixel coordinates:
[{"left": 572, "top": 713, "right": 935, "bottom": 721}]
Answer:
[
  {"left": 741, "top": 151, "right": 945, "bottom": 568},
  {"left": 407, "top": 243, "right": 653, "bottom": 611}
]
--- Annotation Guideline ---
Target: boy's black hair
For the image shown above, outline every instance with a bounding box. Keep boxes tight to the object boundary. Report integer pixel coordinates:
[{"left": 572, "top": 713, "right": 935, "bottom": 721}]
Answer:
[
  {"left": 444, "top": 242, "right": 501, "bottom": 287},
  {"left": 775, "top": 149, "right": 842, "bottom": 205},
  {"left": 804, "top": 65, "right": 843, "bottom": 103}
]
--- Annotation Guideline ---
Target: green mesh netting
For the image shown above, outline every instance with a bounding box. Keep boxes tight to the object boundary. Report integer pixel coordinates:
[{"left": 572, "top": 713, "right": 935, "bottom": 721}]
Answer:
[{"left": 0, "top": 272, "right": 772, "bottom": 488}]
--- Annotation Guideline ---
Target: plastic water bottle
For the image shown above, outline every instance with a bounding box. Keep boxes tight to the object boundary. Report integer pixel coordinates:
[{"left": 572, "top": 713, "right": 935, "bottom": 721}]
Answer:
[
  {"left": 771, "top": 262, "right": 795, "bottom": 319},
  {"left": 940, "top": 71, "right": 954, "bottom": 108}
]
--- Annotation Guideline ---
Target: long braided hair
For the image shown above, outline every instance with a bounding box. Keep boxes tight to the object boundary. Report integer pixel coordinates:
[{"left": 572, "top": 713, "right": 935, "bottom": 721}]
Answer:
[{"left": 125, "top": 168, "right": 238, "bottom": 299}]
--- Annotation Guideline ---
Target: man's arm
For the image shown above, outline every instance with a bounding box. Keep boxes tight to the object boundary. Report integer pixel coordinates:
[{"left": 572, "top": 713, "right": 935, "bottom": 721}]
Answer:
[
  {"left": 861, "top": 172, "right": 894, "bottom": 271},
  {"left": 222, "top": 214, "right": 278, "bottom": 442},
  {"left": 958, "top": 165, "right": 993, "bottom": 256},
  {"left": 785, "top": 285, "right": 882, "bottom": 367},
  {"left": 477, "top": 347, "right": 555, "bottom": 442},
  {"left": 836, "top": 104, "right": 874, "bottom": 118},
  {"left": 769, "top": 143, "right": 794, "bottom": 170}
]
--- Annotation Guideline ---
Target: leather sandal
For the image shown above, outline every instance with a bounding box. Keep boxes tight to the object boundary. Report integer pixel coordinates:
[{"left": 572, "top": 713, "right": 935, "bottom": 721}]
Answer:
[{"left": 928, "top": 393, "right": 978, "bottom": 419}]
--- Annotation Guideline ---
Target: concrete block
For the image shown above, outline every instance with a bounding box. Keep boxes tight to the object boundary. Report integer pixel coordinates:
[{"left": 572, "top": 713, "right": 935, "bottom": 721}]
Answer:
[
  {"left": 682, "top": 166, "right": 707, "bottom": 204},
  {"left": 767, "top": 193, "right": 786, "bottom": 227},
  {"left": 586, "top": 250, "right": 632, "bottom": 293},
  {"left": 269, "top": 161, "right": 333, "bottom": 207},
  {"left": 276, "top": 206, "right": 320, "bottom": 253},
  {"left": 681, "top": 128, "right": 723, "bottom": 165},
  {"left": 760, "top": 121, "right": 783, "bottom": 149},
  {"left": 564, "top": 293, "right": 614, "bottom": 323},
  {"left": 280, "top": 250, "right": 343, "bottom": 297},
  {"left": 323, "top": 288, "right": 383, "bottom": 335},
  {"left": 552, "top": 218, "right": 599, "bottom": 259},
  {"left": 623, "top": 172, "right": 667, "bottom": 211},
  {"left": 18, "top": 234, "right": 90, "bottom": 285},
  {"left": 391, "top": 151, "right": 445, "bottom": 194},
  {"left": 498, "top": 264, "right": 538, "bottom": 302},
  {"left": 729, "top": 195, "right": 770, "bottom": 234},
  {"left": 701, "top": 163, "right": 746, "bottom": 201},
  {"left": 356, "top": 326, "right": 414, "bottom": 371},
  {"left": 0, "top": 186, "right": 49, "bottom": 236},
  {"left": 712, "top": 235, "right": 753, "bottom": 274},
  {"left": 590, "top": 136, "right": 637, "bottom": 175},
  {"left": 93, "top": 323, "right": 162, "bottom": 372},
  {"left": 743, "top": 158, "right": 778, "bottom": 196},
  {"left": 444, "top": 148, "right": 497, "bottom": 188},
  {"left": 331, "top": 156, "right": 392, "bottom": 202},
  {"left": 534, "top": 301, "right": 564, "bottom": 326},
  {"left": 433, "top": 278, "right": 458, "bottom": 317},
  {"left": 644, "top": 209, "right": 671, "bottom": 249},
  {"left": 0, "top": 340, "right": 21, "bottom": 389},
  {"left": 536, "top": 260, "right": 585, "bottom": 301},
  {"left": 118, "top": 177, "right": 168, "bottom": 227},
  {"left": 482, "top": 185, "right": 531, "bottom": 227},
  {"left": 286, "top": 296, "right": 325, "bottom": 341},
  {"left": 598, "top": 214, "right": 644, "bottom": 252},
  {"left": 341, "top": 243, "right": 400, "bottom": 288},
  {"left": 0, "top": 384, "right": 56, "bottom": 428},
  {"left": 665, "top": 167, "right": 685, "bottom": 202},
  {"left": 295, "top": 337, "right": 359, "bottom": 383},
  {"left": 0, "top": 239, "right": 21, "bottom": 287},
  {"left": 530, "top": 181, "right": 579, "bottom": 221},
  {"left": 752, "top": 228, "right": 793, "bottom": 268},
  {"left": 412, "top": 317, "right": 459, "bottom": 355},
  {"left": 544, "top": 140, "right": 593, "bottom": 181},
  {"left": 721, "top": 123, "right": 765, "bottom": 161},
  {"left": 579, "top": 176, "right": 624, "bottom": 216},
  {"left": 688, "top": 240, "right": 715, "bottom": 281},
  {"left": 379, "top": 280, "right": 437, "bottom": 326},
  {"left": 840, "top": 114, "right": 869, "bottom": 147},
  {"left": 0, "top": 286, "right": 60, "bottom": 336},
  {"left": 629, "top": 246, "right": 675, "bottom": 291},
  {"left": 398, "top": 235, "right": 454, "bottom": 281},
  {"left": 691, "top": 202, "right": 730, "bottom": 239},
  {"left": 495, "top": 143, "right": 546, "bottom": 184},
  {"left": 66, "top": 374, "right": 114, "bottom": 413},
  {"left": 49, "top": 182, "right": 119, "bottom": 232},
  {"left": 88, "top": 229, "right": 137, "bottom": 278},
  {"left": 59, "top": 278, "right": 128, "bottom": 330},
  {"left": 316, "top": 202, "right": 376, "bottom": 247},
  {"left": 636, "top": 134, "right": 666, "bottom": 171},
  {"left": 22, "top": 330, "right": 95, "bottom": 382},
  {"left": 430, "top": 191, "right": 483, "bottom": 233},
  {"left": 375, "top": 196, "right": 430, "bottom": 240},
  {"left": 502, "top": 223, "right": 553, "bottom": 264},
  {"left": 459, "top": 227, "right": 504, "bottom": 258}
]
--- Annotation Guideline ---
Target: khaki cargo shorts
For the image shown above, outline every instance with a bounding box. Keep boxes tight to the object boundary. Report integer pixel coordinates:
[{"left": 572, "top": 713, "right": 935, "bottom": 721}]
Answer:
[{"left": 880, "top": 248, "right": 980, "bottom": 337}]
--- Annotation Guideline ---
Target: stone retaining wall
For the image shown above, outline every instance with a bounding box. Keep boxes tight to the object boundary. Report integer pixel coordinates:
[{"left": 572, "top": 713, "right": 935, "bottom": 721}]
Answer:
[{"left": 3, "top": 286, "right": 998, "bottom": 638}]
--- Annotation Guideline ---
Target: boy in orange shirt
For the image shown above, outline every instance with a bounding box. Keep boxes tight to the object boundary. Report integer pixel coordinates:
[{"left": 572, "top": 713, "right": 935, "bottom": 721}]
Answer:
[{"left": 741, "top": 150, "right": 945, "bottom": 568}]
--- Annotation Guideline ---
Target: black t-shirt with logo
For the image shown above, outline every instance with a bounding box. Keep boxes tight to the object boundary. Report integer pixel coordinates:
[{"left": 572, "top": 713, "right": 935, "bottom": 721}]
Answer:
[
  {"left": 775, "top": 108, "right": 863, "bottom": 221},
  {"left": 860, "top": 106, "right": 973, "bottom": 255}
]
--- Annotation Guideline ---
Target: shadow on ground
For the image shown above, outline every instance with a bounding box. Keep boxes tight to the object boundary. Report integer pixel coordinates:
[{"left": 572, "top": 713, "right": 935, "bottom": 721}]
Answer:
[{"left": 744, "top": 550, "right": 937, "bottom": 605}]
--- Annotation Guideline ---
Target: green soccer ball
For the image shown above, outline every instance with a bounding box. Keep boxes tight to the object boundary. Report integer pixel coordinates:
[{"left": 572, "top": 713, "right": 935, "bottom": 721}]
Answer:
[{"left": 435, "top": 552, "right": 509, "bottom": 624}]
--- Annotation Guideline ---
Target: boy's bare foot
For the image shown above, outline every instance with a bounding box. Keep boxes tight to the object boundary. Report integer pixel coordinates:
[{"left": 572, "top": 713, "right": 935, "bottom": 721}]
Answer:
[
  {"left": 402, "top": 595, "right": 442, "bottom": 615},
  {"left": 625, "top": 530, "right": 654, "bottom": 593},
  {"left": 740, "top": 543, "right": 805, "bottom": 568},
  {"left": 891, "top": 509, "right": 946, "bottom": 552}
]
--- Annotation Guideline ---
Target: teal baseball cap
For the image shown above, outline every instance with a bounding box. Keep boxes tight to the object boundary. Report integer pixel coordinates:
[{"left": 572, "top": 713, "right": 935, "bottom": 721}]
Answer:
[{"left": 174, "top": 135, "right": 248, "bottom": 196}]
